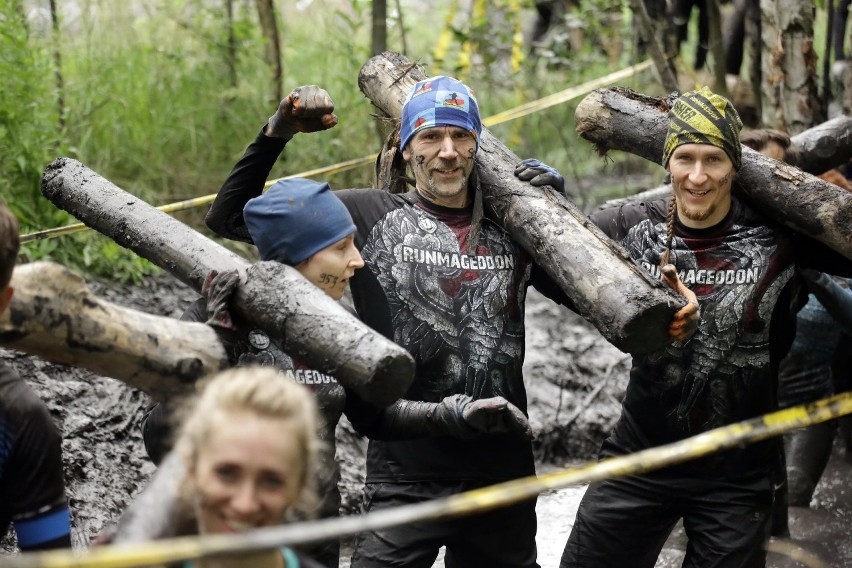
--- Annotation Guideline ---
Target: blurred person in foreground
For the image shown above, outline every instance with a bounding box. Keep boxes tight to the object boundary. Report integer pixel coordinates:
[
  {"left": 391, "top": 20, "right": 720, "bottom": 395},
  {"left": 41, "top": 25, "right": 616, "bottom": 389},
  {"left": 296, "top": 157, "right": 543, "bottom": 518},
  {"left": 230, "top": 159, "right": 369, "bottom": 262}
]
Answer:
[{"left": 169, "top": 366, "right": 324, "bottom": 568}]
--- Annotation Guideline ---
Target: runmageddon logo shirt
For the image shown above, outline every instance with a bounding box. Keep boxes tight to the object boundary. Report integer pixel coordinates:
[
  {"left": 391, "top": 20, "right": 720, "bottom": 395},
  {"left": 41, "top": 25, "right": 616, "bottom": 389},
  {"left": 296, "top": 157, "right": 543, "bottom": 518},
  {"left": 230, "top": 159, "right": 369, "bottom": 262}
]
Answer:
[{"left": 590, "top": 196, "right": 806, "bottom": 476}]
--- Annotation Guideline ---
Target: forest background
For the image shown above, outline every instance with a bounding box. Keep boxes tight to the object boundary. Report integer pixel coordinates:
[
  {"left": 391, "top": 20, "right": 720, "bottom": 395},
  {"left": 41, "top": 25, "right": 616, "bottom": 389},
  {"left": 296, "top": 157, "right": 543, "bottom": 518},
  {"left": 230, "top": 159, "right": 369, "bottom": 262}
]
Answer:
[{"left": 1, "top": 0, "right": 841, "bottom": 283}]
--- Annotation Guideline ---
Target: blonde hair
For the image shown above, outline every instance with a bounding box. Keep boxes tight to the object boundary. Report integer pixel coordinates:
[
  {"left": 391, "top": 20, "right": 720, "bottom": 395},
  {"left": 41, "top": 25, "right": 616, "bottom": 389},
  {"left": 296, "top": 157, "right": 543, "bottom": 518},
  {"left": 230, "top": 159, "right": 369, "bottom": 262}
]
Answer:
[{"left": 176, "top": 366, "right": 321, "bottom": 521}]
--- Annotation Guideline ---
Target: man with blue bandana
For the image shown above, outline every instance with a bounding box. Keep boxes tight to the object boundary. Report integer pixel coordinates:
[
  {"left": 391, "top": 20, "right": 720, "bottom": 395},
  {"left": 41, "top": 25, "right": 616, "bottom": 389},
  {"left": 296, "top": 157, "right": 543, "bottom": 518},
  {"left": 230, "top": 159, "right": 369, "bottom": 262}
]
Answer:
[
  {"left": 205, "top": 77, "right": 577, "bottom": 567},
  {"left": 0, "top": 203, "right": 72, "bottom": 552},
  {"left": 519, "top": 86, "right": 852, "bottom": 567}
]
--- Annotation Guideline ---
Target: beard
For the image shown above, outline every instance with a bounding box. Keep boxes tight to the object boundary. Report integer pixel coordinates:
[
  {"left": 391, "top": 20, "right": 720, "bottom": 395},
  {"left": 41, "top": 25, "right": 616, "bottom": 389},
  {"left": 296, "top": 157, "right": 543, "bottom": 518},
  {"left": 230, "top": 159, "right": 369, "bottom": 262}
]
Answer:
[
  {"left": 678, "top": 200, "right": 717, "bottom": 222},
  {"left": 427, "top": 170, "right": 467, "bottom": 197}
]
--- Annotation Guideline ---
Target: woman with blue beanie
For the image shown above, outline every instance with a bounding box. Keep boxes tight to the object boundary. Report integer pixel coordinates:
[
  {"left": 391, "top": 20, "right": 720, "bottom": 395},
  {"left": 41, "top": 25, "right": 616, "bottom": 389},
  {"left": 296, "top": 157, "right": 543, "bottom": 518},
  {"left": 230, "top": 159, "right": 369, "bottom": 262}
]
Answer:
[{"left": 138, "top": 176, "right": 363, "bottom": 567}]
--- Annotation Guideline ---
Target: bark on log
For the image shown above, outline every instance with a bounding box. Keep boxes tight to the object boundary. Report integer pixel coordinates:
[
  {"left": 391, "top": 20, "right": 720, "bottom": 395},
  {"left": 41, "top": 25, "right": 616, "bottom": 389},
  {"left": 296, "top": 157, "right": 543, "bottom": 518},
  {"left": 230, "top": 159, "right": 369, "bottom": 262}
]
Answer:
[
  {"left": 358, "top": 52, "right": 685, "bottom": 355},
  {"left": 791, "top": 115, "right": 852, "bottom": 175},
  {"left": 0, "top": 261, "right": 227, "bottom": 402},
  {"left": 575, "top": 87, "right": 852, "bottom": 261},
  {"left": 40, "top": 158, "right": 414, "bottom": 407},
  {"left": 0, "top": 262, "right": 228, "bottom": 400}
]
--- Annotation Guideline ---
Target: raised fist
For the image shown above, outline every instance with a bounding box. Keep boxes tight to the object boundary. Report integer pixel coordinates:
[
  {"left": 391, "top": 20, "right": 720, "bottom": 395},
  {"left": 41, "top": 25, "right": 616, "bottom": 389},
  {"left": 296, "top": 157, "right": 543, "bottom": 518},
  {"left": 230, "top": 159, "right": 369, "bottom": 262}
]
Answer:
[{"left": 265, "top": 85, "right": 339, "bottom": 139}]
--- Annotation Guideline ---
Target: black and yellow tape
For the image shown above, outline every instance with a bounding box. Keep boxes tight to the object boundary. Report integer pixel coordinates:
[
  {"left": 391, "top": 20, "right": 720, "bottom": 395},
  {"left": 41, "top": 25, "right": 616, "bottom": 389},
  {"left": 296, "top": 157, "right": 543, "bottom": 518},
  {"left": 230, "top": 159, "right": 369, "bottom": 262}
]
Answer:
[{"left": 6, "top": 390, "right": 851, "bottom": 568}]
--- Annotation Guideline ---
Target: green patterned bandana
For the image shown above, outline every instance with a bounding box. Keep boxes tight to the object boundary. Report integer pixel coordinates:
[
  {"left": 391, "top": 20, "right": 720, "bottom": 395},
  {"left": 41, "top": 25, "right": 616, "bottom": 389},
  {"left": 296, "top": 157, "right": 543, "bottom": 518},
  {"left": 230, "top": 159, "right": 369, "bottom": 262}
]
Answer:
[{"left": 662, "top": 86, "right": 743, "bottom": 170}]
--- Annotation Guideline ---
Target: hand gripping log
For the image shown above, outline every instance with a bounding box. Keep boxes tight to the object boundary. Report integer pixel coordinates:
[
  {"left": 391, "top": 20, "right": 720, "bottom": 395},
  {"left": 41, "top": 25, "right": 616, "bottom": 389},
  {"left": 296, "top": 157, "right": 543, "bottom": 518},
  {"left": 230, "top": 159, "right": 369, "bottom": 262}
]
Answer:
[
  {"left": 359, "top": 51, "right": 684, "bottom": 354},
  {"left": 40, "top": 158, "right": 414, "bottom": 407},
  {"left": 574, "top": 87, "right": 852, "bottom": 261}
]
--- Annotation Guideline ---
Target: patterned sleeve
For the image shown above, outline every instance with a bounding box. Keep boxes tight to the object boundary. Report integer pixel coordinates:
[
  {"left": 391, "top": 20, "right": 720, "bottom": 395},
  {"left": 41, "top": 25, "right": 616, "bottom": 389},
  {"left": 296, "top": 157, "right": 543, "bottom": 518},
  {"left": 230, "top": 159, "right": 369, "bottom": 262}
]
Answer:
[{"left": 205, "top": 129, "right": 288, "bottom": 242}]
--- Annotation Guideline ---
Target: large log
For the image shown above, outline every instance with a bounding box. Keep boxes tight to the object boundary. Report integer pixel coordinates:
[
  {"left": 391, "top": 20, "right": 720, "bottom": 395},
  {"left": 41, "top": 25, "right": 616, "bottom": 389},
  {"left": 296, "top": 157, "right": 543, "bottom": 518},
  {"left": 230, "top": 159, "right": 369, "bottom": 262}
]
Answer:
[
  {"left": 40, "top": 158, "right": 414, "bottom": 407},
  {"left": 791, "top": 115, "right": 852, "bottom": 175},
  {"left": 0, "top": 261, "right": 227, "bottom": 402},
  {"left": 358, "top": 52, "right": 684, "bottom": 355},
  {"left": 575, "top": 87, "right": 852, "bottom": 261}
]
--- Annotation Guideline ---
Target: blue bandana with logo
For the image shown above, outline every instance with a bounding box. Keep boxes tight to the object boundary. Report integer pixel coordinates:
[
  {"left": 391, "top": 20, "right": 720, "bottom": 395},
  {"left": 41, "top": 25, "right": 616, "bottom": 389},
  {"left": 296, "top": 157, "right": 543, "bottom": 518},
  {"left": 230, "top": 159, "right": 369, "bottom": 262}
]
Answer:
[{"left": 399, "top": 75, "right": 482, "bottom": 151}]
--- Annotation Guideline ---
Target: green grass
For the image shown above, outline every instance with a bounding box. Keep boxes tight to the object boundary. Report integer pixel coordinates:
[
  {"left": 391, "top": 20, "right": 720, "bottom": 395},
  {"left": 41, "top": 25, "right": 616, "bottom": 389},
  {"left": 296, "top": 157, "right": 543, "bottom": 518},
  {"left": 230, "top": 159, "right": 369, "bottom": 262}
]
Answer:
[{"left": 12, "top": 0, "right": 829, "bottom": 281}]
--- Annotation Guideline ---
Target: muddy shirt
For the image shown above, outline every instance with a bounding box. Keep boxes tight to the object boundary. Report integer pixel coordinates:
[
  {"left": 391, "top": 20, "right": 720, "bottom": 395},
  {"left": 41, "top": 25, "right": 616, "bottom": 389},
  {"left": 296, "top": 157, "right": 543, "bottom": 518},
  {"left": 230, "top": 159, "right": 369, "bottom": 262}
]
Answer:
[
  {"left": 591, "top": 195, "right": 852, "bottom": 478},
  {"left": 181, "top": 299, "right": 346, "bottom": 442},
  {"left": 0, "top": 362, "right": 70, "bottom": 550},
  {"left": 206, "top": 132, "right": 570, "bottom": 483}
]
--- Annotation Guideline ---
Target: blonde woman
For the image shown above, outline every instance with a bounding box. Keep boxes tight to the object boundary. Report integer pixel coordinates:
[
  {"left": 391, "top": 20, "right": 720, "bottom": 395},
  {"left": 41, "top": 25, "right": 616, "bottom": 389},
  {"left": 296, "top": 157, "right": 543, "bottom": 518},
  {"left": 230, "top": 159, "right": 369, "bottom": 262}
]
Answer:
[{"left": 174, "top": 366, "right": 324, "bottom": 568}]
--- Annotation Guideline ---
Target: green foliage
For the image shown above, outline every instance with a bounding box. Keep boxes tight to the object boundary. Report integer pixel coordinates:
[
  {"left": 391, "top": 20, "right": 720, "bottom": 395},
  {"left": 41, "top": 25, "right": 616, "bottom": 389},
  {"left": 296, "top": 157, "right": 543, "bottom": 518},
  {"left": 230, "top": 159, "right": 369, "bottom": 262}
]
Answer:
[{"left": 4, "top": 0, "right": 669, "bottom": 284}]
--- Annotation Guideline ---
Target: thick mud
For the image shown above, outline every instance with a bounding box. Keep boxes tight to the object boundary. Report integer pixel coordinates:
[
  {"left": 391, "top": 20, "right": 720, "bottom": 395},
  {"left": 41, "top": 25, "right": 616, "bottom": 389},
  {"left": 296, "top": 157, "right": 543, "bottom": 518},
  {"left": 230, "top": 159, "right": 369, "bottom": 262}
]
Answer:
[{"left": 2, "top": 272, "right": 851, "bottom": 567}]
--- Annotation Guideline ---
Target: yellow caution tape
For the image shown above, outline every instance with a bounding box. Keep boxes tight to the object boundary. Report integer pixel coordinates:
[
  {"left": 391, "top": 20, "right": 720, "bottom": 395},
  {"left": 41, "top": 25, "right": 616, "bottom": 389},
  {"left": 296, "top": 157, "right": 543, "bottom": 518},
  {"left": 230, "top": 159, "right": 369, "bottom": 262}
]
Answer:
[
  {"left": 20, "top": 60, "right": 652, "bottom": 245},
  {"left": 6, "top": 390, "right": 851, "bottom": 568}
]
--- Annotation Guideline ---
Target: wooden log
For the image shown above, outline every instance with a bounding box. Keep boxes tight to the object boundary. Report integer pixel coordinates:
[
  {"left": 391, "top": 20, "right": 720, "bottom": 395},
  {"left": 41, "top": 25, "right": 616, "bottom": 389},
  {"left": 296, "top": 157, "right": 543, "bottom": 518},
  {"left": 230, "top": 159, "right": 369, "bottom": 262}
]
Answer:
[
  {"left": 575, "top": 87, "right": 852, "bottom": 261},
  {"left": 40, "top": 158, "right": 414, "bottom": 407},
  {"left": 358, "top": 51, "right": 684, "bottom": 355},
  {"left": 0, "top": 261, "right": 227, "bottom": 402},
  {"left": 791, "top": 115, "right": 852, "bottom": 175}
]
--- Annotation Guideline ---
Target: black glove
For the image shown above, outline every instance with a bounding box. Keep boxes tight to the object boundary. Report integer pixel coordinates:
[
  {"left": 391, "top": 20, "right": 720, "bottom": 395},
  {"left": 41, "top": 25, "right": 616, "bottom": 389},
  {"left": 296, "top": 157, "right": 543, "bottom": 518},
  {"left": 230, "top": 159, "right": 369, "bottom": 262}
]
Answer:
[
  {"left": 382, "top": 394, "right": 533, "bottom": 440},
  {"left": 514, "top": 158, "right": 569, "bottom": 199},
  {"left": 266, "top": 85, "right": 338, "bottom": 139},
  {"left": 201, "top": 269, "right": 241, "bottom": 330}
]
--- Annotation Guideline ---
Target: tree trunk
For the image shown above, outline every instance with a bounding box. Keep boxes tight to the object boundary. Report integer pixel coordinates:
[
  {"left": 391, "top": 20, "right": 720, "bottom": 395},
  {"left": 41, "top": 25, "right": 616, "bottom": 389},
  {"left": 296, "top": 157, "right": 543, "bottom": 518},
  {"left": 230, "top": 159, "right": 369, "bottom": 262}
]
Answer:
[
  {"left": 49, "top": 0, "right": 65, "bottom": 130},
  {"left": 747, "top": 0, "right": 763, "bottom": 121},
  {"left": 574, "top": 87, "right": 852, "bottom": 260},
  {"left": 706, "top": 0, "right": 728, "bottom": 98},
  {"left": 0, "top": 262, "right": 228, "bottom": 401},
  {"left": 358, "top": 52, "right": 686, "bottom": 355},
  {"left": 760, "top": 0, "right": 822, "bottom": 133},
  {"left": 394, "top": 0, "right": 408, "bottom": 56},
  {"left": 225, "top": 0, "right": 238, "bottom": 89},
  {"left": 255, "top": 0, "right": 282, "bottom": 102},
  {"left": 40, "top": 158, "right": 414, "bottom": 407},
  {"left": 627, "top": 0, "right": 678, "bottom": 94},
  {"left": 371, "top": 0, "right": 387, "bottom": 56}
]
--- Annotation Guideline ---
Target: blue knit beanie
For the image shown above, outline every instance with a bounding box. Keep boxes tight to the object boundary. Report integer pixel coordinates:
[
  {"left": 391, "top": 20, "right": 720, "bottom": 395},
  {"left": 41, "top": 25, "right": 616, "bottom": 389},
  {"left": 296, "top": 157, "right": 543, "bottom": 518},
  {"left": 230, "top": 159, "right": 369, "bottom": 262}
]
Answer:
[
  {"left": 243, "top": 178, "right": 356, "bottom": 265},
  {"left": 399, "top": 76, "right": 482, "bottom": 151}
]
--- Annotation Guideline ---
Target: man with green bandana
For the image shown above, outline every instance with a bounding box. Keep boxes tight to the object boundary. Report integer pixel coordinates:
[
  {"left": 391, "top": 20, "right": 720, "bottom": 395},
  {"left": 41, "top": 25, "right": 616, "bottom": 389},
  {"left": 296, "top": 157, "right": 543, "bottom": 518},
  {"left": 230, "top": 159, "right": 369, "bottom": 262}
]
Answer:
[{"left": 521, "top": 87, "right": 852, "bottom": 567}]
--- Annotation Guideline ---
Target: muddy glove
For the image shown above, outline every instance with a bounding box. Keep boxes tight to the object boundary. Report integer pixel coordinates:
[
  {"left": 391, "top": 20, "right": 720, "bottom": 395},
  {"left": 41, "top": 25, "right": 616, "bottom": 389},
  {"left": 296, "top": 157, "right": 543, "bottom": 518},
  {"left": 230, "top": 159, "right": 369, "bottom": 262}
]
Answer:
[
  {"left": 661, "top": 264, "right": 699, "bottom": 342},
  {"left": 201, "top": 269, "right": 241, "bottom": 331},
  {"left": 265, "top": 85, "right": 338, "bottom": 140},
  {"left": 381, "top": 394, "right": 533, "bottom": 440},
  {"left": 514, "top": 158, "right": 569, "bottom": 199}
]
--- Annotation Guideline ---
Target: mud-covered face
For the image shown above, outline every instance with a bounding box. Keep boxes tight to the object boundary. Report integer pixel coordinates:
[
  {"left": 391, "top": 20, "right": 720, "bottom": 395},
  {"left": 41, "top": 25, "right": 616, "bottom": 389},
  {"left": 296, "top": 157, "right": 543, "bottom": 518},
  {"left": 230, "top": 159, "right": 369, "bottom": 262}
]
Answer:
[
  {"left": 668, "top": 144, "right": 735, "bottom": 229},
  {"left": 191, "top": 411, "right": 303, "bottom": 535},
  {"left": 403, "top": 126, "right": 477, "bottom": 208},
  {"left": 295, "top": 233, "right": 363, "bottom": 301}
]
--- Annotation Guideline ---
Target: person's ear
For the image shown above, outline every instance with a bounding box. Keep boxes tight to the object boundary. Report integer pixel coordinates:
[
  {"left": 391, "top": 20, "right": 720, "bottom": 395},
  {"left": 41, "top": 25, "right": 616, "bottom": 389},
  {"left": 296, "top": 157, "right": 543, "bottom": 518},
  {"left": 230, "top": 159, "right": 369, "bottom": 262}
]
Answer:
[
  {"left": 0, "top": 286, "right": 13, "bottom": 315},
  {"left": 402, "top": 146, "right": 411, "bottom": 162}
]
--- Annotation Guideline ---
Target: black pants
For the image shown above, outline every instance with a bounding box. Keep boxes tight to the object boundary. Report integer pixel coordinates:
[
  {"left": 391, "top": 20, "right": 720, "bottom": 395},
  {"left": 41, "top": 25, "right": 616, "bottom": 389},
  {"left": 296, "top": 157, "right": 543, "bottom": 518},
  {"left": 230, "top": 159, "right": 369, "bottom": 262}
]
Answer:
[
  {"left": 350, "top": 480, "right": 539, "bottom": 568},
  {"left": 560, "top": 472, "right": 772, "bottom": 568}
]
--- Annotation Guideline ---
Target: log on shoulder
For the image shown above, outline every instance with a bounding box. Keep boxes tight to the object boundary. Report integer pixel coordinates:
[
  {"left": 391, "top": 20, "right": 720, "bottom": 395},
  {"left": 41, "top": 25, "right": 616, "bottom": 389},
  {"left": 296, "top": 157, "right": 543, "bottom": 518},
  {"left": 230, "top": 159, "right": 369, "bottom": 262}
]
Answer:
[
  {"left": 358, "top": 51, "right": 683, "bottom": 354},
  {"left": 40, "top": 158, "right": 414, "bottom": 407},
  {"left": 575, "top": 87, "right": 852, "bottom": 261},
  {"left": 0, "top": 261, "right": 227, "bottom": 401}
]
